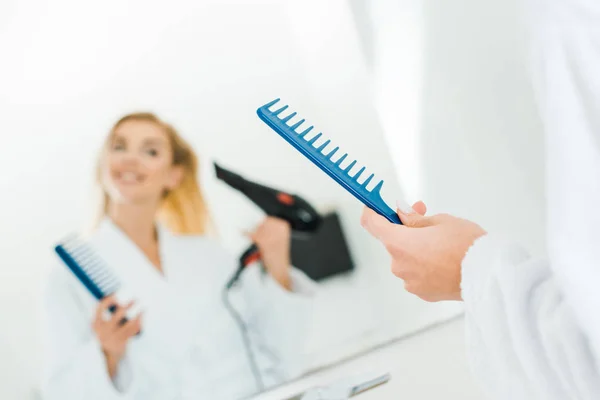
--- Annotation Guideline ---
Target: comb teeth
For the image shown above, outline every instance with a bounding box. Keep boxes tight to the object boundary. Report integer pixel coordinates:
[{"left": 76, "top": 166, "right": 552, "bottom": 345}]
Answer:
[
  {"left": 273, "top": 105, "right": 289, "bottom": 116},
  {"left": 307, "top": 133, "right": 322, "bottom": 145},
  {"left": 317, "top": 139, "right": 331, "bottom": 152},
  {"left": 281, "top": 112, "right": 297, "bottom": 123},
  {"left": 372, "top": 180, "right": 384, "bottom": 193},
  {"left": 299, "top": 126, "right": 313, "bottom": 138},
  {"left": 257, "top": 98, "right": 402, "bottom": 224},
  {"left": 263, "top": 98, "right": 281, "bottom": 108},
  {"left": 344, "top": 160, "right": 357, "bottom": 173},
  {"left": 335, "top": 153, "right": 348, "bottom": 166},
  {"left": 353, "top": 166, "right": 366, "bottom": 180},
  {"left": 362, "top": 173, "right": 374, "bottom": 187},
  {"left": 290, "top": 119, "right": 305, "bottom": 130}
]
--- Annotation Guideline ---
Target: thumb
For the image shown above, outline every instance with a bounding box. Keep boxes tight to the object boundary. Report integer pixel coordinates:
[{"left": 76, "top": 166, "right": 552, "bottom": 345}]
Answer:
[
  {"left": 396, "top": 199, "right": 431, "bottom": 228},
  {"left": 411, "top": 200, "right": 427, "bottom": 216}
]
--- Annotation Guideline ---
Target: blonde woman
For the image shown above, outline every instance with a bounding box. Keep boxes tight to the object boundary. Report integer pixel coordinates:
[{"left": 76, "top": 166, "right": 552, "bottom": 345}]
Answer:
[{"left": 41, "top": 113, "right": 315, "bottom": 400}]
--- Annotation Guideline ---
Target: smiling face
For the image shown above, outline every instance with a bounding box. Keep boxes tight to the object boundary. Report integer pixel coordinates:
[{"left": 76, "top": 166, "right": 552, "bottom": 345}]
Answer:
[{"left": 100, "top": 119, "right": 183, "bottom": 207}]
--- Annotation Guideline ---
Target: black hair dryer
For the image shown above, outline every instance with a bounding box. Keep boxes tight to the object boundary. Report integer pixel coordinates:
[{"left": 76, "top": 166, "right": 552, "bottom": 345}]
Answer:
[{"left": 214, "top": 163, "right": 323, "bottom": 288}]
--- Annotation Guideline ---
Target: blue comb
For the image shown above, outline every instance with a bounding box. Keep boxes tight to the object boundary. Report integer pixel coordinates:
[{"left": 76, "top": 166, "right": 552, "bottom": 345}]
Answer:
[
  {"left": 257, "top": 98, "right": 401, "bottom": 224},
  {"left": 54, "top": 236, "right": 121, "bottom": 313}
]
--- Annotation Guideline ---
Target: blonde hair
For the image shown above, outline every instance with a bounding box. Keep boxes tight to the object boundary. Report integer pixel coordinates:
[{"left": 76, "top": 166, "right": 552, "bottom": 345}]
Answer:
[{"left": 96, "top": 112, "right": 211, "bottom": 235}]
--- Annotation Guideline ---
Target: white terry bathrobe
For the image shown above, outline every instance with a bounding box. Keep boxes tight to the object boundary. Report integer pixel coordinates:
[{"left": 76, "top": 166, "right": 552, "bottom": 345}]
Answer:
[
  {"left": 460, "top": 0, "right": 600, "bottom": 399},
  {"left": 41, "top": 217, "right": 316, "bottom": 400}
]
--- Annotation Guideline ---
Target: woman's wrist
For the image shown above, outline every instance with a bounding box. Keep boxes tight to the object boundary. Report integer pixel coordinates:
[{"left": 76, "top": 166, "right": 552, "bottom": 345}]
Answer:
[
  {"left": 103, "top": 350, "right": 123, "bottom": 379},
  {"left": 269, "top": 267, "right": 292, "bottom": 291}
]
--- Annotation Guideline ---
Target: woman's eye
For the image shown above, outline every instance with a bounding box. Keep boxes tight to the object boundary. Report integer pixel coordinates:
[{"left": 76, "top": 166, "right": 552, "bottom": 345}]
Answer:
[
  {"left": 146, "top": 148, "right": 158, "bottom": 157},
  {"left": 112, "top": 143, "right": 125, "bottom": 151}
]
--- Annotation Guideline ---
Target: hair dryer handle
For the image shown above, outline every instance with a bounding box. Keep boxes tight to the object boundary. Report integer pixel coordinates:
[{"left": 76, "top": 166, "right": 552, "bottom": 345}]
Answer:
[
  {"left": 225, "top": 244, "right": 262, "bottom": 290},
  {"left": 240, "top": 243, "right": 261, "bottom": 267}
]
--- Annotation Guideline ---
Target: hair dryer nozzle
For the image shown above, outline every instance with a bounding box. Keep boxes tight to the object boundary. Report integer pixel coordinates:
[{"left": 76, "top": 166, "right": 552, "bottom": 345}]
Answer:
[
  {"left": 214, "top": 162, "right": 246, "bottom": 188},
  {"left": 213, "top": 162, "right": 322, "bottom": 232}
]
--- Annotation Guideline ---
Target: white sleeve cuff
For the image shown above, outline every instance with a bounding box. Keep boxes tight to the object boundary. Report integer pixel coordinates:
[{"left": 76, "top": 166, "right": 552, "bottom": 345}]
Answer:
[
  {"left": 112, "top": 354, "right": 136, "bottom": 394},
  {"left": 277, "top": 266, "right": 318, "bottom": 296},
  {"left": 461, "top": 233, "right": 530, "bottom": 305},
  {"left": 87, "top": 337, "right": 136, "bottom": 399},
  {"left": 242, "top": 263, "right": 317, "bottom": 298}
]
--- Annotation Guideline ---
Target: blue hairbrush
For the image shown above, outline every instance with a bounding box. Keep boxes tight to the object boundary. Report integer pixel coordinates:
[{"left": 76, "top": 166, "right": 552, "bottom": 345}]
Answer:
[
  {"left": 55, "top": 236, "right": 126, "bottom": 318},
  {"left": 257, "top": 98, "right": 401, "bottom": 224}
]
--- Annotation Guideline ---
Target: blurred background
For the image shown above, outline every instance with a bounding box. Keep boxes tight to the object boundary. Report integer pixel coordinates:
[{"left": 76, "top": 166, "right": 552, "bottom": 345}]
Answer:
[{"left": 0, "top": 0, "right": 545, "bottom": 398}]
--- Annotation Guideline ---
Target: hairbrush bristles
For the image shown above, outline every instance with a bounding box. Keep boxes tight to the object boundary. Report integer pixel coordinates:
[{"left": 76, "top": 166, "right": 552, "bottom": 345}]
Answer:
[{"left": 54, "top": 235, "right": 121, "bottom": 300}]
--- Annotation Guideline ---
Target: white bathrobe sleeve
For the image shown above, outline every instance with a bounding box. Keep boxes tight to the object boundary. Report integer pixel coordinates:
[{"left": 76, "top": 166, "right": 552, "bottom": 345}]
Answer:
[
  {"left": 527, "top": 0, "right": 600, "bottom": 354},
  {"left": 237, "top": 263, "right": 317, "bottom": 383},
  {"left": 461, "top": 234, "right": 600, "bottom": 400},
  {"left": 40, "top": 267, "right": 179, "bottom": 400},
  {"left": 459, "top": 1, "right": 600, "bottom": 399},
  {"left": 41, "top": 267, "right": 137, "bottom": 400}
]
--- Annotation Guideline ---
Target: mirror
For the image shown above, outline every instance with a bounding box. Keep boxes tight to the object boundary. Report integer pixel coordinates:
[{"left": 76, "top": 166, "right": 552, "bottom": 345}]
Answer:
[{"left": 0, "top": 0, "right": 544, "bottom": 399}]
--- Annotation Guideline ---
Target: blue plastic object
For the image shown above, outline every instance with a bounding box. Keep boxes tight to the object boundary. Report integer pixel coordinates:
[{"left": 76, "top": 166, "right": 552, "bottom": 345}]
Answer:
[
  {"left": 54, "top": 236, "right": 120, "bottom": 305},
  {"left": 257, "top": 98, "right": 401, "bottom": 225}
]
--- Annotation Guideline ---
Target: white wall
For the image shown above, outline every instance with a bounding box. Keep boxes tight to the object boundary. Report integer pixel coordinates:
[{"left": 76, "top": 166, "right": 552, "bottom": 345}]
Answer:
[
  {"left": 363, "top": 0, "right": 546, "bottom": 255},
  {"left": 0, "top": 1, "right": 461, "bottom": 398},
  {"left": 419, "top": 0, "right": 546, "bottom": 255}
]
